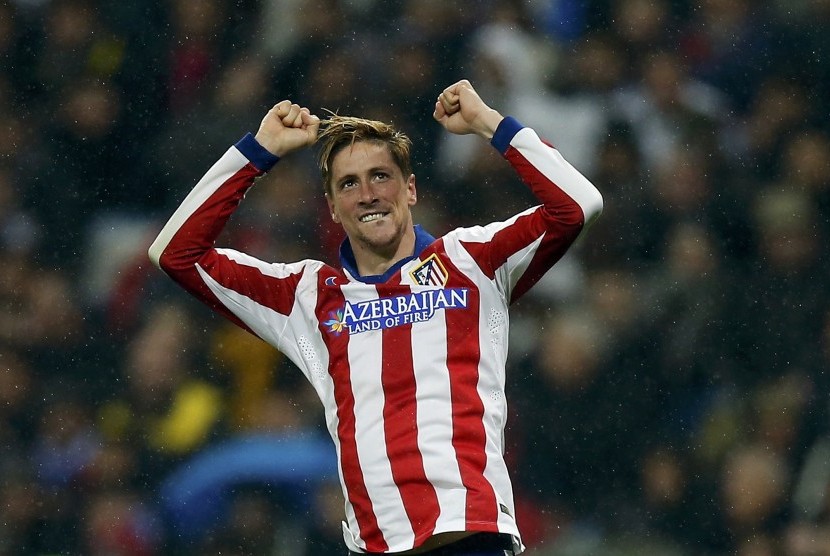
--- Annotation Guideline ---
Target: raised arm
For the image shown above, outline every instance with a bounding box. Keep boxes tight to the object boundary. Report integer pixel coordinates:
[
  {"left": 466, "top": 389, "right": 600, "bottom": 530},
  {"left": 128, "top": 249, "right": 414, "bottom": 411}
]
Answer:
[
  {"left": 434, "top": 80, "right": 603, "bottom": 303},
  {"left": 149, "top": 100, "right": 319, "bottom": 267},
  {"left": 147, "top": 101, "right": 320, "bottom": 335}
]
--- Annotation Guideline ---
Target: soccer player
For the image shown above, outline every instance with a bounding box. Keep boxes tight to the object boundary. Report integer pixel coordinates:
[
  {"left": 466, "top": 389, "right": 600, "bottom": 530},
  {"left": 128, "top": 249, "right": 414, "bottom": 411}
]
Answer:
[{"left": 148, "top": 79, "right": 603, "bottom": 555}]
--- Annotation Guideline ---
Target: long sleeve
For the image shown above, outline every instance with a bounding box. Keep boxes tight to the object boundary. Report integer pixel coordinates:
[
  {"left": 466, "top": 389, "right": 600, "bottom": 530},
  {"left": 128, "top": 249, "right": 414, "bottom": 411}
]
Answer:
[
  {"left": 147, "top": 133, "right": 305, "bottom": 337},
  {"left": 452, "top": 116, "right": 603, "bottom": 303}
]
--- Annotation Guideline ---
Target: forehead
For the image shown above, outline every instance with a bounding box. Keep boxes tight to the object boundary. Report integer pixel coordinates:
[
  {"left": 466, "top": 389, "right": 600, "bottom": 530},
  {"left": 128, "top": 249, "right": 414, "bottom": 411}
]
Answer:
[{"left": 330, "top": 141, "right": 398, "bottom": 177}]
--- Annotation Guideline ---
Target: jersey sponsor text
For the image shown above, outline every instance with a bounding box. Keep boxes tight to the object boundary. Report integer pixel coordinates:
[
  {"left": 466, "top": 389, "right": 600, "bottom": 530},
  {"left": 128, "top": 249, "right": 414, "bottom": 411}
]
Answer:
[{"left": 325, "top": 288, "right": 469, "bottom": 335}]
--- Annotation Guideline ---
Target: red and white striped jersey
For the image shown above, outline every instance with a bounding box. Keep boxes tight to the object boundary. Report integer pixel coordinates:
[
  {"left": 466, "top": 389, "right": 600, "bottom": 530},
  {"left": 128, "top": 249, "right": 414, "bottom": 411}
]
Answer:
[{"left": 149, "top": 117, "right": 602, "bottom": 554}]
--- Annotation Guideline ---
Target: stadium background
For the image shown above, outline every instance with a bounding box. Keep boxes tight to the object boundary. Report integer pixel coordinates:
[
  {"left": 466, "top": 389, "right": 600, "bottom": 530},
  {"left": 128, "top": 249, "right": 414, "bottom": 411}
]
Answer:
[{"left": 1, "top": 0, "right": 828, "bottom": 554}]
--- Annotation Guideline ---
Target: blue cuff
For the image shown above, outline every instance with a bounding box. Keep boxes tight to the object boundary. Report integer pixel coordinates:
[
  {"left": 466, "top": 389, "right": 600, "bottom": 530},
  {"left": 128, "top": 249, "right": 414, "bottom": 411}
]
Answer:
[
  {"left": 490, "top": 116, "right": 524, "bottom": 155},
  {"left": 235, "top": 133, "right": 280, "bottom": 172}
]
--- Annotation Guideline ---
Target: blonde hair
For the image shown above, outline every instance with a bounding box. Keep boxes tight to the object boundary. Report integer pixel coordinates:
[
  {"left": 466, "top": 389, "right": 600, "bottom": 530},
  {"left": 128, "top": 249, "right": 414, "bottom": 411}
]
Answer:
[{"left": 317, "top": 114, "right": 412, "bottom": 196}]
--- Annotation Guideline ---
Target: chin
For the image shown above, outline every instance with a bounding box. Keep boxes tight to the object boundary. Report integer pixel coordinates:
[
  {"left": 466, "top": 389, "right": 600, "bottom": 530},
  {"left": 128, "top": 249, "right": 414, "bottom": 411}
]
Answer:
[
  {"left": 361, "top": 228, "right": 402, "bottom": 250},
  {"left": 363, "top": 235, "right": 398, "bottom": 251}
]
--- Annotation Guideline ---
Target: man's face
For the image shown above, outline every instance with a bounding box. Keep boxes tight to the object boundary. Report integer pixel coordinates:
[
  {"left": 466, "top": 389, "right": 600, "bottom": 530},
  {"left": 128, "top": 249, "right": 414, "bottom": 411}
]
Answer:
[{"left": 326, "top": 141, "right": 416, "bottom": 258}]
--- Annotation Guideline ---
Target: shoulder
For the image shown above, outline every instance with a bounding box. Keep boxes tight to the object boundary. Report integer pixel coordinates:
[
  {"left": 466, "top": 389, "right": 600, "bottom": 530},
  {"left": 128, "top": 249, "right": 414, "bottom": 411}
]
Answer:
[{"left": 441, "top": 207, "right": 541, "bottom": 244}]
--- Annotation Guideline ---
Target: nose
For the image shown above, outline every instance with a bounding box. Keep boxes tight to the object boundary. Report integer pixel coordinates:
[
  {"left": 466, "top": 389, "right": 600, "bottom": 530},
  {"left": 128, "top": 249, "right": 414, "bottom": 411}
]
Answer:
[{"left": 357, "top": 180, "right": 376, "bottom": 204}]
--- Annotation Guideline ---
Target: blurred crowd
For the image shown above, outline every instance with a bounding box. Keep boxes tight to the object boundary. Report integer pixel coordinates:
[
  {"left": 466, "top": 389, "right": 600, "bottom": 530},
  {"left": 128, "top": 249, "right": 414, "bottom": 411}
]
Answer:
[{"left": 1, "top": 0, "right": 828, "bottom": 554}]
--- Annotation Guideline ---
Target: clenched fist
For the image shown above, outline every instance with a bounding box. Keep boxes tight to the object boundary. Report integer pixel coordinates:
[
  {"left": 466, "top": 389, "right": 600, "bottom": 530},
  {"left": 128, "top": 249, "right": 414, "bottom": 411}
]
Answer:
[{"left": 255, "top": 100, "right": 321, "bottom": 157}]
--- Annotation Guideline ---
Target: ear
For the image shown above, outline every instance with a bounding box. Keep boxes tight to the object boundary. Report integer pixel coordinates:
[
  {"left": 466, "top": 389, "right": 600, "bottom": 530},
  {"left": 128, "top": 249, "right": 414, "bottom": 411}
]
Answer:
[
  {"left": 325, "top": 194, "right": 340, "bottom": 223},
  {"left": 407, "top": 174, "right": 417, "bottom": 206}
]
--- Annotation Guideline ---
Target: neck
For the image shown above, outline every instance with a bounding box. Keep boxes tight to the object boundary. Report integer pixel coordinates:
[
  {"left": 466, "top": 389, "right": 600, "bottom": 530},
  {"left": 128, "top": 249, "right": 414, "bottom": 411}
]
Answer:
[
  {"left": 353, "top": 228, "right": 417, "bottom": 277},
  {"left": 339, "top": 225, "right": 437, "bottom": 281}
]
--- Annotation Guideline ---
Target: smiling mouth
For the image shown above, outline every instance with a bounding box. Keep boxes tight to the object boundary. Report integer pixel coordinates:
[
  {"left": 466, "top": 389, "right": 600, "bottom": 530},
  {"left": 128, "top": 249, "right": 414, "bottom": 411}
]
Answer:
[{"left": 359, "top": 212, "right": 388, "bottom": 223}]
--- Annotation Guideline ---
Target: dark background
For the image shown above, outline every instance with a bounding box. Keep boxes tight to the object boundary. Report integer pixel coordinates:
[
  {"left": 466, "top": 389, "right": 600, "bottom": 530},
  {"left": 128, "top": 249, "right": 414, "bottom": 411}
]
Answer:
[{"left": 1, "top": 0, "right": 828, "bottom": 554}]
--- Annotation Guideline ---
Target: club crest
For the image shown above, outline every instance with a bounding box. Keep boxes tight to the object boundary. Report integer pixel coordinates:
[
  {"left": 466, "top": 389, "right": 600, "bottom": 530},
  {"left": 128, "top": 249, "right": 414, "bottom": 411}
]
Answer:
[{"left": 409, "top": 254, "right": 449, "bottom": 287}]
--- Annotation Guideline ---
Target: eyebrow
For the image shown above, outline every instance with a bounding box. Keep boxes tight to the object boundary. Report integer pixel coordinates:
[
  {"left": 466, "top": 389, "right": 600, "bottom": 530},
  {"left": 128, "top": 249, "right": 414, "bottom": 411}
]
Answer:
[{"left": 334, "top": 165, "right": 395, "bottom": 185}]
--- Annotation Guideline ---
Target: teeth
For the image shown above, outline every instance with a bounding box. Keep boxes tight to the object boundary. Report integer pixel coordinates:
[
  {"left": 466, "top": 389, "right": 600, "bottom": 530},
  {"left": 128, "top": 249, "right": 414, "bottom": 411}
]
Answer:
[{"left": 360, "top": 213, "right": 385, "bottom": 222}]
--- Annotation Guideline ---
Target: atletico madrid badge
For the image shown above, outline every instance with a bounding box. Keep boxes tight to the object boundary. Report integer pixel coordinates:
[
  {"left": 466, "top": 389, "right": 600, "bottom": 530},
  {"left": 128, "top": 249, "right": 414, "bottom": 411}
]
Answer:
[{"left": 409, "top": 254, "right": 449, "bottom": 287}]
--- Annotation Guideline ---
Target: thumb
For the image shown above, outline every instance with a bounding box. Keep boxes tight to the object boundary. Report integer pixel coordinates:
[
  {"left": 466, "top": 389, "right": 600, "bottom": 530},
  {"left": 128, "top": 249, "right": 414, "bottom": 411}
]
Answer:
[{"left": 433, "top": 100, "right": 447, "bottom": 122}]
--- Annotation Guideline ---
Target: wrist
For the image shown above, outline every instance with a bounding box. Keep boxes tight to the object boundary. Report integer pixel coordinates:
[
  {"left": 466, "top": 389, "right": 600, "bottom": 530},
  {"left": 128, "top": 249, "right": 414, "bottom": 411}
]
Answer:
[
  {"left": 237, "top": 133, "right": 280, "bottom": 172},
  {"left": 475, "top": 109, "right": 504, "bottom": 140},
  {"left": 253, "top": 131, "right": 284, "bottom": 157}
]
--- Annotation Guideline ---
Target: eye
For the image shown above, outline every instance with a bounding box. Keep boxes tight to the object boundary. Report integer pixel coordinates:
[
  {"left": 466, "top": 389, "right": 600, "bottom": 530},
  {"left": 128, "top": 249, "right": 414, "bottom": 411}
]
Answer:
[
  {"left": 372, "top": 172, "right": 389, "bottom": 181},
  {"left": 340, "top": 179, "right": 357, "bottom": 190}
]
